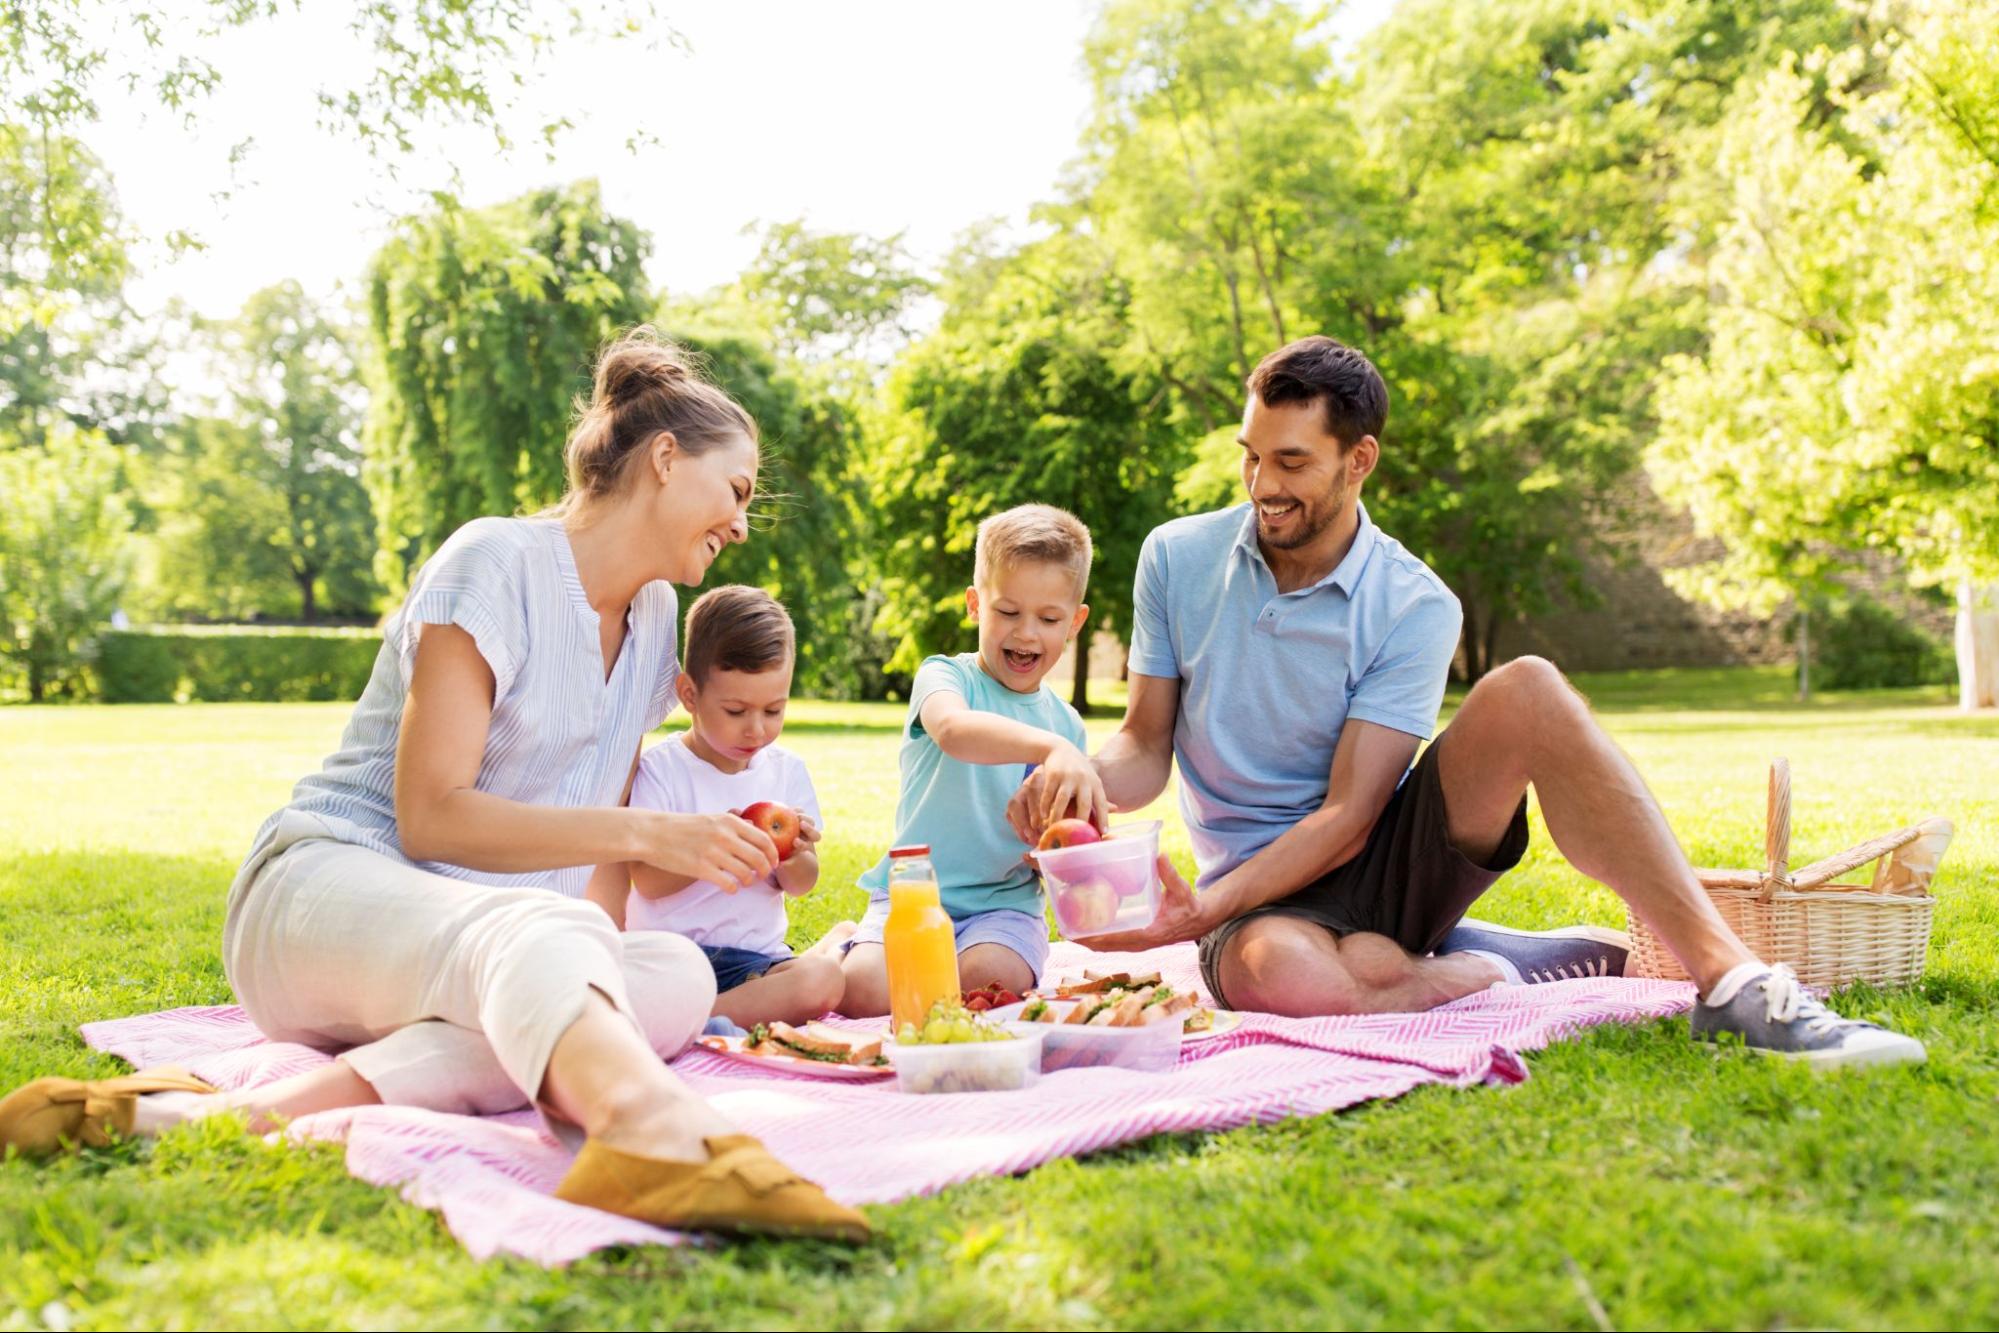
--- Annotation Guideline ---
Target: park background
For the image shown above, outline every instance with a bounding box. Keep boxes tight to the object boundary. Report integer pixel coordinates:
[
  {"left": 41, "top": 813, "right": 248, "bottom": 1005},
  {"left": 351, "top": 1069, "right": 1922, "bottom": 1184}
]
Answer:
[{"left": 3, "top": 1, "right": 1998, "bottom": 1329}]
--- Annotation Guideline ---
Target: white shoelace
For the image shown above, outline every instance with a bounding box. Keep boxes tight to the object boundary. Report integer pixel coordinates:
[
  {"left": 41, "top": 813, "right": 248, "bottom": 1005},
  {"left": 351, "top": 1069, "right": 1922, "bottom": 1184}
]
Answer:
[
  {"left": 1524, "top": 956, "right": 1613, "bottom": 984},
  {"left": 1756, "top": 966, "right": 1847, "bottom": 1039}
]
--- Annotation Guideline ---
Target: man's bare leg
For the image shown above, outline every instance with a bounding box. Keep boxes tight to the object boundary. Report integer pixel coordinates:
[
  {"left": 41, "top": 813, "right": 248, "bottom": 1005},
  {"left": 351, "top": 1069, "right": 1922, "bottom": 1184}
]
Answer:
[
  {"left": 1436, "top": 656, "right": 1755, "bottom": 993},
  {"left": 1216, "top": 916, "right": 1500, "bottom": 1017}
]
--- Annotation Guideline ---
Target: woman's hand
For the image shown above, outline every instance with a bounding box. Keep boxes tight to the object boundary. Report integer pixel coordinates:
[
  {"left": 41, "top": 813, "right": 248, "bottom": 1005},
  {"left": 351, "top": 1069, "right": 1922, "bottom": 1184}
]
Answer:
[{"left": 635, "top": 810, "right": 779, "bottom": 893}]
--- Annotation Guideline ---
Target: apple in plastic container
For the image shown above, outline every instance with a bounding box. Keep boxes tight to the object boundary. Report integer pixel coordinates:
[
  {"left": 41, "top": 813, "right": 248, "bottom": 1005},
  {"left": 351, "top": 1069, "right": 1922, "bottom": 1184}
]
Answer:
[
  {"left": 1036, "top": 818, "right": 1101, "bottom": 851},
  {"left": 1056, "top": 876, "right": 1119, "bottom": 935},
  {"left": 739, "top": 801, "right": 801, "bottom": 861}
]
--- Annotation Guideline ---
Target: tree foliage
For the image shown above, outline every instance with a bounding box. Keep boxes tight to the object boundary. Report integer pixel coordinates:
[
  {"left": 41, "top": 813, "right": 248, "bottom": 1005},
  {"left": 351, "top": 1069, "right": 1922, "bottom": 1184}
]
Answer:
[
  {"left": 362, "top": 180, "right": 653, "bottom": 590},
  {"left": 0, "top": 425, "right": 133, "bottom": 700},
  {"left": 146, "top": 283, "right": 377, "bottom": 621},
  {"left": 872, "top": 232, "right": 1187, "bottom": 709},
  {"left": 1651, "top": 5, "right": 1999, "bottom": 610}
]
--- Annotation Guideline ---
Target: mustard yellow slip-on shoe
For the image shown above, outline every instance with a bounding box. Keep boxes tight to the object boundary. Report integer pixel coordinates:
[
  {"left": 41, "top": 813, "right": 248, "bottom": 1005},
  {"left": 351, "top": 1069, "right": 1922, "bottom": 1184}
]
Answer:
[
  {"left": 555, "top": 1134, "right": 871, "bottom": 1243},
  {"left": 0, "top": 1066, "right": 219, "bottom": 1158}
]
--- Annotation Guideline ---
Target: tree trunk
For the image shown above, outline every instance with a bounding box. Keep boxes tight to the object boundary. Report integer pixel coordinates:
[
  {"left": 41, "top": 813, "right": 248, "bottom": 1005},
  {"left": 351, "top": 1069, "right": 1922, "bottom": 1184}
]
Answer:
[
  {"left": 1958, "top": 579, "right": 1999, "bottom": 709},
  {"left": 1482, "top": 612, "right": 1503, "bottom": 680},
  {"left": 1071, "top": 631, "right": 1091, "bottom": 715},
  {"left": 1796, "top": 605, "right": 1812, "bottom": 701},
  {"left": 297, "top": 569, "right": 318, "bottom": 623},
  {"left": 1459, "top": 598, "right": 1487, "bottom": 682}
]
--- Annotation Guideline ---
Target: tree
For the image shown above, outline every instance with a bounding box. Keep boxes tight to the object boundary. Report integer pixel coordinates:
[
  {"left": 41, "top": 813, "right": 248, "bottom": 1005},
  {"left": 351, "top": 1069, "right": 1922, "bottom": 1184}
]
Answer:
[
  {"left": 362, "top": 180, "right": 654, "bottom": 590},
  {"left": 146, "top": 283, "right": 377, "bottom": 621},
  {"left": 1342, "top": 0, "right": 1852, "bottom": 676},
  {"left": 667, "top": 327, "right": 890, "bottom": 700},
  {"left": 1649, "top": 4, "right": 1999, "bottom": 704},
  {"left": 709, "top": 220, "right": 932, "bottom": 368},
  {"left": 0, "top": 425, "right": 133, "bottom": 700},
  {"left": 1064, "top": 0, "right": 1787, "bottom": 677},
  {"left": 872, "top": 232, "right": 1187, "bottom": 711}
]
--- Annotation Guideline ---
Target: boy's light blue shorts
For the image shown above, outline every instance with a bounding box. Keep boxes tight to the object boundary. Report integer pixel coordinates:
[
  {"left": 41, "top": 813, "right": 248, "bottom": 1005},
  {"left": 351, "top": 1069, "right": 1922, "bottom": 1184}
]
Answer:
[{"left": 848, "top": 899, "right": 1050, "bottom": 983}]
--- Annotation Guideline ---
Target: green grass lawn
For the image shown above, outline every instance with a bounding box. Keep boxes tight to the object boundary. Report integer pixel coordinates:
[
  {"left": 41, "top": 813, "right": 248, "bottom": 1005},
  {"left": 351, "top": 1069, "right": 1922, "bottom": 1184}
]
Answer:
[{"left": 3, "top": 666, "right": 1996, "bottom": 1330}]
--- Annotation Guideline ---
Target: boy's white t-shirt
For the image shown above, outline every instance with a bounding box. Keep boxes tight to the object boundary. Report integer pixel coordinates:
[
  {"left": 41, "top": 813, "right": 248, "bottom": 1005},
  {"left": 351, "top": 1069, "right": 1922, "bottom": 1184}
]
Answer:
[{"left": 624, "top": 736, "right": 822, "bottom": 957}]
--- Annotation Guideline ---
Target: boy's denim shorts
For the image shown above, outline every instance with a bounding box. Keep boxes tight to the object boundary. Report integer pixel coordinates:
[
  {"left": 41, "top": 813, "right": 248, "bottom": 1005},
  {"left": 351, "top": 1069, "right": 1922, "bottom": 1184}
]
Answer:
[
  {"left": 699, "top": 944, "right": 794, "bottom": 993},
  {"left": 848, "top": 900, "right": 1050, "bottom": 983}
]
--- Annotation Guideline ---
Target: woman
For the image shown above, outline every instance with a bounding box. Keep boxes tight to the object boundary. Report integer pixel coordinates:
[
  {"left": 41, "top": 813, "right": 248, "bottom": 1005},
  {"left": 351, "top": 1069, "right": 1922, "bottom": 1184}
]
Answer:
[{"left": 0, "top": 329, "right": 868, "bottom": 1242}]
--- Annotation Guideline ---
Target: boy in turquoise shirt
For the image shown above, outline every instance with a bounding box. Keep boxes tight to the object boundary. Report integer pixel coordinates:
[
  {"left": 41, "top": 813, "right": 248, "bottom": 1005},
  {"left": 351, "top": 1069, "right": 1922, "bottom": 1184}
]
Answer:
[{"left": 841, "top": 504, "right": 1108, "bottom": 1008}]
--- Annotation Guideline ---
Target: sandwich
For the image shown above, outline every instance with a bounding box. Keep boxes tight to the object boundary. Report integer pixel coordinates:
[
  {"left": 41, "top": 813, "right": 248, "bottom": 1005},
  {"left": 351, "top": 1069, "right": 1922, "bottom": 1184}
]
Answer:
[{"left": 746, "top": 1021, "right": 888, "bottom": 1066}]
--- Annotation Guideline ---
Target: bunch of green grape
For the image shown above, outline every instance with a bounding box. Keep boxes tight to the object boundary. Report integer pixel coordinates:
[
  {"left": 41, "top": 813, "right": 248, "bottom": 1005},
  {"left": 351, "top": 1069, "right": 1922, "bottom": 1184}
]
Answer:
[{"left": 897, "top": 996, "right": 1014, "bottom": 1045}]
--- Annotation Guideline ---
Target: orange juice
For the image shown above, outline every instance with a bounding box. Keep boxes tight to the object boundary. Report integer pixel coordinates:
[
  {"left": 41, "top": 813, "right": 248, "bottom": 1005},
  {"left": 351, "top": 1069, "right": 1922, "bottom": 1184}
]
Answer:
[{"left": 883, "top": 846, "right": 959, "bottom": 1031}]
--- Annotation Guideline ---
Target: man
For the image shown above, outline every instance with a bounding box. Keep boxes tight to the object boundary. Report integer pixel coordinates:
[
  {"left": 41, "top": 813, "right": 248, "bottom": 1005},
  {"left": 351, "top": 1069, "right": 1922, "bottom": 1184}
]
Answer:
[{"left": 1010, "top": 336, "right": 1923, "bottom": 1067}]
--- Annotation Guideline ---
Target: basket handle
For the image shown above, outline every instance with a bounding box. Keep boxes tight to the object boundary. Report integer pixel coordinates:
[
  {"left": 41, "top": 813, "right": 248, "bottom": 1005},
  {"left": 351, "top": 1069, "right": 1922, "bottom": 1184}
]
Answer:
[
  {"left": 1790, "top": 825, "right": 1927, "bottom": 890},
  {"left": 1761, "top": 758, "right": 1792, "bottom": 898}
]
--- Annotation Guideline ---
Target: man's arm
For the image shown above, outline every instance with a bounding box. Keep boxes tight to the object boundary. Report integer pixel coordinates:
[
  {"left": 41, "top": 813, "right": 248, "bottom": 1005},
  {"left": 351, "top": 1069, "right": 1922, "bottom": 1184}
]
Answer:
[
  {"left": 1077, "top": 717, "right": 1419, "bottom": 952},
  {"left": 1194, "top": 718, "right": 1417, "bottom": 926},
  {"left": 1002, "top": 670, "right": 1179, "bottom": 844},
  {"left": 1092, "top": 670, "right": 1179, "bottom": 813}
]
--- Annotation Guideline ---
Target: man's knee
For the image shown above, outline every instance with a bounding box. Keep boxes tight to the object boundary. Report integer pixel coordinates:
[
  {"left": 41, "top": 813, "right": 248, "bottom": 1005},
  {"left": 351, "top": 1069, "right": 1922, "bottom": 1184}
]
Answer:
[
  {"left": 1220, "top": 917, "right": 1366, "bottom": 1016},
  {"left": 1463, "top": 655, "right": 1589, "bottom": 738}
]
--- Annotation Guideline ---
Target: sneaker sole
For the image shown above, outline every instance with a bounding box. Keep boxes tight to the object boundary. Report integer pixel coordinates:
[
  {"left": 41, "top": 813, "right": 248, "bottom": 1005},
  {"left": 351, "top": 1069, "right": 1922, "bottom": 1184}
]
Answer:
[
  {"left": 1751, "top": 1040, "right": 1928, "bottom": 1071},
  {"left": 1698, "top": 1033, "right": 1930, "bottom": 1071}
]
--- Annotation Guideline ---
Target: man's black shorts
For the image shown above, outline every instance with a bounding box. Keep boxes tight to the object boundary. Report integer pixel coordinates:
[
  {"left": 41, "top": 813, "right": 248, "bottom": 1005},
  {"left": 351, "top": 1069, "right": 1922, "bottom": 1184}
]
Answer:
[{"left": 1196, "top": 730, "right": 1530, "bottom": 1008}]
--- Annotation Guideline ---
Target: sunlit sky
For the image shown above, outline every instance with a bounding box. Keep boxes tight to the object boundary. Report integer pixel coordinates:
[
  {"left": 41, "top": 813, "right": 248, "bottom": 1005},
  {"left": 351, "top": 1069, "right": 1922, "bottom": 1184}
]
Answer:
[{"left": 85, "top": 1, "right": 1395, "bottom": 323}]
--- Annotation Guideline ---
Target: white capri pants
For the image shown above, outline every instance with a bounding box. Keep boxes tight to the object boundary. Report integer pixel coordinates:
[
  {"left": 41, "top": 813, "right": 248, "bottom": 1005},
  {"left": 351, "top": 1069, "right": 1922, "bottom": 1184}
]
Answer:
[{"left": 223, "top": 810, "right": 716, "bottom": 1124}]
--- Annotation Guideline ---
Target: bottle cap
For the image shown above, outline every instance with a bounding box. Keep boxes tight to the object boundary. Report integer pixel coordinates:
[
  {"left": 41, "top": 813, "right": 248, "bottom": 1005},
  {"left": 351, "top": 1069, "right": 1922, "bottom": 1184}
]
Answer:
[{"left": 888, "top": 844, "right": 932, "bottom": 858}]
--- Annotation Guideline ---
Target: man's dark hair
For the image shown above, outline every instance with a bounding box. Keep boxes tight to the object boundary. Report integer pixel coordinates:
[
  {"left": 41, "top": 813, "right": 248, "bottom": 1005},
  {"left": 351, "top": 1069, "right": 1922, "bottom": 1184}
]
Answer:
[
  {"left": 1245, "top": 336, "right": 1389, "bottom": 447},
  {"left": 683, "top": 584, "right": 794, "bottom": 685}
]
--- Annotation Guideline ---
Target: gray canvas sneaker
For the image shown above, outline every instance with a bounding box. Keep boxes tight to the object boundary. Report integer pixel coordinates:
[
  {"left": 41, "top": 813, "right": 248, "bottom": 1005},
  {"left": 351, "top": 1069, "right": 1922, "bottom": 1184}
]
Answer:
[
  {"left": 1691, "top": 965, "right": 1927, "bottom": 1069},
  {"left": 1434, "top": 920, "right": 1631, "bottom": 983}
]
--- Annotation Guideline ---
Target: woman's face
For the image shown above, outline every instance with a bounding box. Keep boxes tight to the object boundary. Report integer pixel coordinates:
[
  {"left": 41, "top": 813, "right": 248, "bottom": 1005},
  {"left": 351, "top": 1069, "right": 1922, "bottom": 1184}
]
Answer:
[{"left": 649, "top": 432, "right": 758, "bottom": 585}]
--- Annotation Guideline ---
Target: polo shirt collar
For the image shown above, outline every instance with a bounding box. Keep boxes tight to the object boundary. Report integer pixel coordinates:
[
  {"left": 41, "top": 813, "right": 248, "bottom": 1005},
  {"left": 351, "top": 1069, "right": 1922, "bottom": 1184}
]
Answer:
[{"left": 1233, "top": 500, "right": 1380, "bottom": 596}]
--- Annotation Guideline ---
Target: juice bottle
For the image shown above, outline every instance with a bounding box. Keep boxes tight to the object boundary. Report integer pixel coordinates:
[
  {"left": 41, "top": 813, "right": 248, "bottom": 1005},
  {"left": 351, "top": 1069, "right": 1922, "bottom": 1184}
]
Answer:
[{"left": 883, "top": 844, "right": 960, "bottom": 1032}]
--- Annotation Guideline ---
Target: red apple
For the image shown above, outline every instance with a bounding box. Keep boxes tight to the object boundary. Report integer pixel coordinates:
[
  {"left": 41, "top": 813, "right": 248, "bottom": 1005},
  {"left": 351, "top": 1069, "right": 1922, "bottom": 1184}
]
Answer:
[
  {"left": 739, "top": 801, "right": 801, "bottom": 861},
  {"left": 1037, "top": 817, "right": 1101, "bottom": 852},
  {"left": 1102, "top": 855, "right": 1152, "bottom": 899},
  {"left": 1057, "top": 876, "right": 1119, "bottom": 935}
]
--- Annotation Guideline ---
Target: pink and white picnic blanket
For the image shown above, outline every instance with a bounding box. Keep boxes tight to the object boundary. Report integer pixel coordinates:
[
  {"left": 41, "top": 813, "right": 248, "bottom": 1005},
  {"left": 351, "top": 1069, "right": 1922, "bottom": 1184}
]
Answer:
[{"left": 82, "top": 942, "right": 1695, "bottom": 1265}]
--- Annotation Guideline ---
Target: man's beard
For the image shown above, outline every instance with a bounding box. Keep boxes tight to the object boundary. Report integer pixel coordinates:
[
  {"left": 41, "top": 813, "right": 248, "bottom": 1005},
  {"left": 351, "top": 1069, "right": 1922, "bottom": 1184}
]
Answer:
[{"left": 1257, "top": 468, "right": 1350, "bottom": 551}]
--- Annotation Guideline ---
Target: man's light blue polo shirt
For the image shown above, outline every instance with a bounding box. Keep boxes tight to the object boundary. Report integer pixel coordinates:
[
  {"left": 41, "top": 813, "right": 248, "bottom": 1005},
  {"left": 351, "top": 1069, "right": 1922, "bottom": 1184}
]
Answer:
[{"left": 1126, "top": 501, "right": 1461, "bottom": 887}]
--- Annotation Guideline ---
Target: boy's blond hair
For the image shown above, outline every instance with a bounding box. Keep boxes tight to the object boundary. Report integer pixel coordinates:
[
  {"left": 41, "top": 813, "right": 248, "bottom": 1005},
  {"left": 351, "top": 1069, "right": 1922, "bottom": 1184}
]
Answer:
[{"left": 973, "top": 504, "right": 1092, "bottom": 596}]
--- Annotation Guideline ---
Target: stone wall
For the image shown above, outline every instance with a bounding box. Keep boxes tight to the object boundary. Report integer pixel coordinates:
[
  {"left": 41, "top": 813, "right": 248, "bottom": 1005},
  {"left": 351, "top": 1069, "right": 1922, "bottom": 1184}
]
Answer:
[{"left": 1498, "top": 476, "right": 1952, "bottom": 674}]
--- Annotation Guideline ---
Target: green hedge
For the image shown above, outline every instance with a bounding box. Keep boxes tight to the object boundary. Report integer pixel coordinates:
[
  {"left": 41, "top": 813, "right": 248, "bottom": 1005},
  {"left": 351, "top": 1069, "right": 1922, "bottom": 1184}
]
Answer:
[
  {"left": 1811, "top": 598, "right": 1957, "bottom": 690},
  {"left": 98, "top": 627, "right": 383, "bottom": 703}
]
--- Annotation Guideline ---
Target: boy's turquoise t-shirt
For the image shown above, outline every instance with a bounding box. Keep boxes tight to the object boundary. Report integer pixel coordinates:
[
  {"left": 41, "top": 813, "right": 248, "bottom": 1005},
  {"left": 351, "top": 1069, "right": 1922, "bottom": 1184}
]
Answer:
[{"left": 858, "top": 652, "right": 1089, "bottom": 919}]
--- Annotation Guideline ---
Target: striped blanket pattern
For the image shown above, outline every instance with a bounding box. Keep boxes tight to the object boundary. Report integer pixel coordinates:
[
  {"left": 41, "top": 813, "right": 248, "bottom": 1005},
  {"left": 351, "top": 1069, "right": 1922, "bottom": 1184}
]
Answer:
[{"left": 81, "top": 942, "right": 1695, "bottom": 1264}]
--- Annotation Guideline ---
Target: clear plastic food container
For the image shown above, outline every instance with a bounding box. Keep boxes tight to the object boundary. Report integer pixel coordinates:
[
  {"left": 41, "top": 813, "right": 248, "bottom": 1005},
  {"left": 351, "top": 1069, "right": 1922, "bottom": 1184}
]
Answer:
[
  {"left": 1030, "top": 819, "right": 1164, "bottom": 939},
  {"left": 886, "top": 1028, "right": 1044, "bottom": 1094},
  {"left": 990, "top": 998, "right": 1184, "bottom": 1074}
]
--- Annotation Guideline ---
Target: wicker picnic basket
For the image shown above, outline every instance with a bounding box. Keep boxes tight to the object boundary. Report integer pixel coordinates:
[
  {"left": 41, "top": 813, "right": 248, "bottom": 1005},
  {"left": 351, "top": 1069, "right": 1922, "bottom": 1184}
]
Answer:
[{"left": 1626, "top": 758, "right": 1943, "bottom": 988}]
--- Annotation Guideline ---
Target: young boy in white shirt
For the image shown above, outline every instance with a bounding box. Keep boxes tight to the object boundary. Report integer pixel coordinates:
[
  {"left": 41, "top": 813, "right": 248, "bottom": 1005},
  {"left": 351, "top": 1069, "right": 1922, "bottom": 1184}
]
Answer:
[{"left": 593, "top": 585, "right": 846, "bottom": 1028}]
